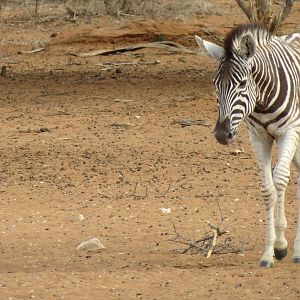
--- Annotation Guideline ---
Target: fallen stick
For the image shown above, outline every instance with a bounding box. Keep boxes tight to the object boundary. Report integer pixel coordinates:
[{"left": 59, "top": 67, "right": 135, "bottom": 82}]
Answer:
[
  {"left": 96, "top": 60, "right": 160, "bottom": 67},
  {"left": 69, "top": 41, "right": 196, "bottom": 57},
  {"left": 18, "top": 47, "right": 45, "bottom": 54},
  {"left": 206, "top": 229, "right": 218, "bottom": 258}
]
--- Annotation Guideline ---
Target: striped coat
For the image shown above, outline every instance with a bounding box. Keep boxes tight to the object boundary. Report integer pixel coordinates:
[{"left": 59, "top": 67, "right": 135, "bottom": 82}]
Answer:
[{"left": 196, "top": 24, "right": 300, "bottom": 268}]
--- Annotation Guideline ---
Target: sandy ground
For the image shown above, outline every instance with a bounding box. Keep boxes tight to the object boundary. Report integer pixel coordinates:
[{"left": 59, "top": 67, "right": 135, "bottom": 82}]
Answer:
[{"left": 0, "top": 1, "right": 300, "bottom": 299}]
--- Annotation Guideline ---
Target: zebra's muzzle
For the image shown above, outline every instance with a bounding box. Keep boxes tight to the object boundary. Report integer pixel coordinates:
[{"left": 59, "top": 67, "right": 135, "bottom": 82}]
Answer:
[{"left": 214, "top": 116, "right": 234, "bottom": 145}]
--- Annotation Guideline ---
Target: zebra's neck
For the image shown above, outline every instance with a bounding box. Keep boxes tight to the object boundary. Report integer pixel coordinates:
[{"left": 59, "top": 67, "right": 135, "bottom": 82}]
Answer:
[
  {"left": 244, "top": 31, "right": 300, "bottom": 138},
  {"left": 251, "top": 34, "right": 300, "bottom": 114}
]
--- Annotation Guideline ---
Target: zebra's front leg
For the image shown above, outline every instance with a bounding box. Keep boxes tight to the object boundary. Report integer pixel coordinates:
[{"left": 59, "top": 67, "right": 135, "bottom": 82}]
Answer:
[
  {"left": 273, "top": 130, "right": 300, "bottom": 261},
  {"left": 249, "top": 131, "right": 276, "bottom": 267}
]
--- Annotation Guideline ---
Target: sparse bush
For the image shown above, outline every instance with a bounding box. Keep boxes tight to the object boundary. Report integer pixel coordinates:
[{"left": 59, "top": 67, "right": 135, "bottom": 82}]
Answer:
[
  {"left": 0, "top": 0, "right": 219, "bottom": 20},
  {"left": 102, "top": 0, "right": 218, "bottom": 18},
  {"left": 235, "top": 0, "right": 295, "bottom": 33},
  {"left": 103, "top": 0, "right": 159, "bottom": 17}
]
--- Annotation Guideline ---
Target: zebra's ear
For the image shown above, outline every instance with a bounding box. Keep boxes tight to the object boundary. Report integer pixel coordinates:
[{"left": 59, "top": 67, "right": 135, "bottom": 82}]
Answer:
[
  {"left": 195, "top": 35, "right": 224, "bottom": 61},
  {"left": 238, "top": 33, "right": 256, "bottom": 59}
]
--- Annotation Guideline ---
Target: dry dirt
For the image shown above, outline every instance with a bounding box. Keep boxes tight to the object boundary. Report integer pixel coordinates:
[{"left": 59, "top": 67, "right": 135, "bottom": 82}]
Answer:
[{"left": 0, "top": 1, "right": 300, "bottom": 300}]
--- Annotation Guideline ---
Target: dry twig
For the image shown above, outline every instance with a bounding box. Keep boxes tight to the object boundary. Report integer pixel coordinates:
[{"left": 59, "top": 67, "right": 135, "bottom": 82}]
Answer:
[
  {"left": 159, "top": 181, "right": 173, "bottom": 198},
  {"left": 169, "top": 220, "right": 232, "bottom": 256},
  {"left": 128, "top": 182, "right": 148, "bottom": 200},
  {"left": 169, "top": 195, "right": 247, "bottom": 257},
  {"left": 206, "top": 229, "right": 218, "bottom": 258},
  {"left": 18, "top": 47, "right": 45, "bottom": 54}
]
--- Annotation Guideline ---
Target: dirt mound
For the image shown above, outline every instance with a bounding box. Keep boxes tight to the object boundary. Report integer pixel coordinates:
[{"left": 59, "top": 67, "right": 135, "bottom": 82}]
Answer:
[{"left": 50, "top": 19, "right": 218, "bottom": 46}]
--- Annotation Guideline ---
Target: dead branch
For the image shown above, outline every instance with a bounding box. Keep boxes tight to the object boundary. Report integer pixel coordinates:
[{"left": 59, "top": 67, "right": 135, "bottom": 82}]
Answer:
[
  {"left": 169, "top": 194, "right": 249, "bottom": 257},
  {"left": 157, "top": 181, "right": 173, "bottom": 198},
  {"left": 33, "top": 0, "right": 45, "bottom": 17},
  {"left": 64, "top": 2, "right": 76, "bottom": 20},
  {"left": 269, "top": 0, "right": 295, "bottom": 33},
  {"left": 235, "top": 0, "right": 295, "bottom": 33},
  {"left": 69, "top": 41, "right": 196, "bottom": 58},
  {"left": 95, "top": 60, "right": 160, "bottom": 70},
  {"left": 171, "top": 119, "right": 210, "bottom": 127},
  {"left": 256, "top": 0, "right": 272, "bottom": 24},
  {"left": 206, "top": 229, "right": 218, "bottom": 258},
  {"left": 235, "top": 0, "right": 256, "bottom": 21},
  {"left": 128, "top": 182, "right": 148, "bottom": 200},
  {"left": 18, "top": 48, "right": 45, "bottom": 54},
  {"left": 97, "top": 189, "right": 112, "bottom": 199},
  {"left": 169, "top": 221, "right": 231, "bottom": 256}
]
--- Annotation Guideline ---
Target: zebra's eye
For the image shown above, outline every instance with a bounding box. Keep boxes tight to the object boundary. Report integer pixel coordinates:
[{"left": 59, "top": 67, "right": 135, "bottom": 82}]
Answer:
[{"left": 239, "top": 80, "right": 247, "bottom": 88}]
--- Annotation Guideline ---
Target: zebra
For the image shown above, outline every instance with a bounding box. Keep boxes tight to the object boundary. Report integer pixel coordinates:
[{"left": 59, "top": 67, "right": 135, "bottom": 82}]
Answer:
[{"left": 195, "top": 23, "right": 300, "bottom": 268}]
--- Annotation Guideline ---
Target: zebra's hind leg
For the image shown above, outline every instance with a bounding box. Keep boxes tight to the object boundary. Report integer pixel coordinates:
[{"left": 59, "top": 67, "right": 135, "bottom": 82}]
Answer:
[
  {"left": 273, "top": 130, "right": 299, "bottom": 262},
  {"left": 291, "top": 145, "right": 300, "bottom": 263},
  {"left": 273, "top": 161, "right": 288, "bottom": 261}
]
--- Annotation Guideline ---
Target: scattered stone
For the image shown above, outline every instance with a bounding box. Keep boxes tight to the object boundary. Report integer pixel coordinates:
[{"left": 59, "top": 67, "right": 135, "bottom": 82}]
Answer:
[
  {"left": 231, "top": 148, "right": 244, "bottom": 155},
  {"left": 76, "top": 238, "right": 105, "bottom": 252},
  {"left": 77, "top": 214, "right": 85, "bottom": 221},
  {"left": 1, "top": 66, "right": 7, "bottom": 77},
  {"left": 38, "top": 127, "right": 51, "bottom": 133},
  {"left": 160, "top": 207, "right": 171, "bottom": 214}
]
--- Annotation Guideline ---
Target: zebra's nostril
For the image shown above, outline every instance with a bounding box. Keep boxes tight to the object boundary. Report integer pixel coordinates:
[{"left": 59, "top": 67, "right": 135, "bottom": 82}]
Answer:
[
  {"left": 227, "top": 132, "right": 234, "bottom": 144},
  {"left": 214, "top": 127, "right": 235, "bottom": 145}
]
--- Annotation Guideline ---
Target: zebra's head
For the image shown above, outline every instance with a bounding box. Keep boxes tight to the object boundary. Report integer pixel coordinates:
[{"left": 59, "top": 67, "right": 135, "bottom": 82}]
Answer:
[{"left": 196, "top": 28, "right": 258, "bottom": 145}]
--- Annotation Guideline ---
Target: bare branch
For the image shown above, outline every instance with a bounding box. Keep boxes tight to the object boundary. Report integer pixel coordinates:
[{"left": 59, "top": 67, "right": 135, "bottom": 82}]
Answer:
[
  {"left": 206, "top": 229, "right": 218, "bottom": 258},
  {"left": 269, "top": 0, "right": 295, "bottom": 33},
  {"left": 236, "top": 0, "right": 295, "bottom": 33},
  {"left": 256, "top": 0, "right": 272, "bottom": 23},
  {"left": 159, "top": 181, "right": 173, "bottom": 198},
  {"left": 70, "top": 41, "right": 196, "bottom": 58},
  {"left": 235, "top": 0, "right": 257, "bottom": 21},
  {"left": 128, "top": 182, "right": 148, "bottom": 200},
  {"left": 169, "top": 219, "right": 240, "bottom": 257}
]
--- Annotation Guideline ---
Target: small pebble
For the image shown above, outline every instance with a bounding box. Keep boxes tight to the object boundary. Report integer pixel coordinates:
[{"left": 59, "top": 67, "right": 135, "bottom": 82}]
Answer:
[
  {"left": 160, "top": 207, "right": 171, "bottom": 214},
  {"left": 77, "top": 238, "right": 105, "bottom": 252},
  {"left": 78, "top": 214, "right": 85, "bottom": 221}
]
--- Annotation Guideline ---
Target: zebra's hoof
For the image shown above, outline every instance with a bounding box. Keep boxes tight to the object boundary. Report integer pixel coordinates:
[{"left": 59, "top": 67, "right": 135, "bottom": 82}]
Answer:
[
  {"left": 292, "top": 256, "right": 300, "bottom": 264},
  {"left": 274, "top": 248, "right": 288, "bottom": 260},
  {"left": 259, "top": 260, "right": 274, "bottom": 268}
]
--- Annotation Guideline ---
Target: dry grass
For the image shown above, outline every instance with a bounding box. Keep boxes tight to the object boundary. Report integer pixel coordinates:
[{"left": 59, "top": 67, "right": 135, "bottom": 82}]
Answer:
[
  {"left": 102, "top": 0, "right": 218, "bottom": 18},
  {"left": 0, "top": 0, "right": 219, "bottom": 20},
  {"left": 159, "top": 0, "right": 218, "bottom": 18}
]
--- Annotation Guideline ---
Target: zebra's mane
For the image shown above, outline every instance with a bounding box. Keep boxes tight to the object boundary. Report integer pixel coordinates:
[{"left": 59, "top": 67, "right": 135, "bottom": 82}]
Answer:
[{"left": 223, "top": 23, "right": 270, "bottom": 59}]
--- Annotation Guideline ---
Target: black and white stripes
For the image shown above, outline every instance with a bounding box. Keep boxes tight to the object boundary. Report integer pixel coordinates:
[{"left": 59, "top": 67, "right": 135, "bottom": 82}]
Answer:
[{"left": 196, "top": 24, "right": 300, "bottom": 267}]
